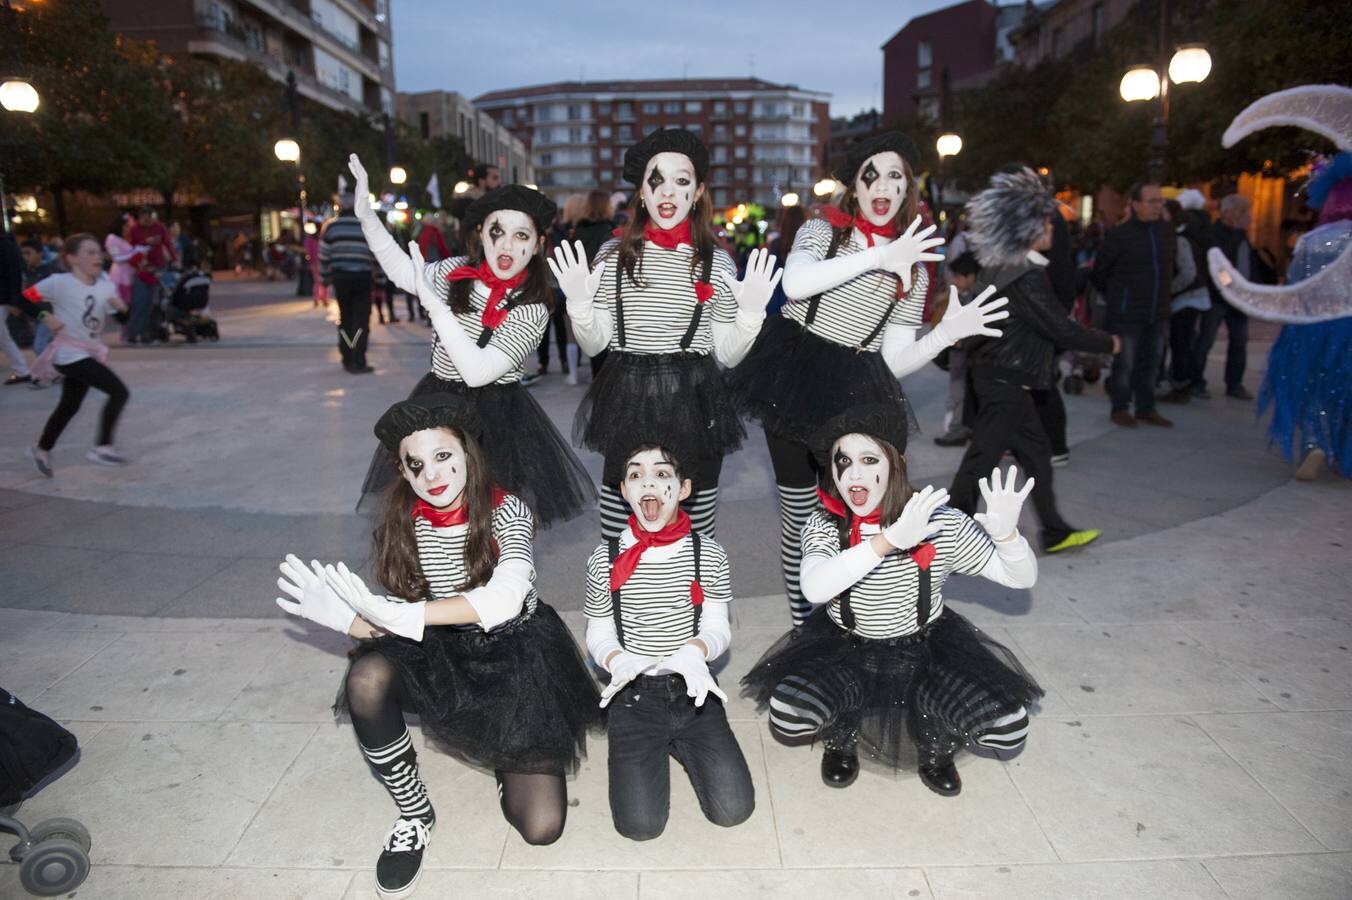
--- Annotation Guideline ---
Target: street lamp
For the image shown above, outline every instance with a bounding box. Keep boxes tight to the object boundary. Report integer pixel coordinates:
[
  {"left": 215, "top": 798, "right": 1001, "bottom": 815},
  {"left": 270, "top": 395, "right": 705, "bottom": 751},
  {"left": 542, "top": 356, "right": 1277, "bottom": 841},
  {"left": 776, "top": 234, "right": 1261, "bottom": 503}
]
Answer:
[
  {"left": 812, "top": 178, "right": 837, "bottom": 198},
  {"left": 273, "top": 139, "right": 300, "bottom": 163},
  {"left": 936, "top": 132, "right": 963, "bottom": 159},
  {"left": 389, "top": 165, "right": 407, "bottom": 186},
  {"left": 1168, "top": 45, "right": 1212, "bottom": 84},
  {"left": 780, "top": 192, "right": 799, "bottom": 208},
  {"left": 453, "top": 181, "right": 471, "bottom": 195},
  {"left": 0, "top": 77, "right": 39, "bottom": 113},
  {"left": 1119, "top": 66, "right": 1161, "bottom": 102}
]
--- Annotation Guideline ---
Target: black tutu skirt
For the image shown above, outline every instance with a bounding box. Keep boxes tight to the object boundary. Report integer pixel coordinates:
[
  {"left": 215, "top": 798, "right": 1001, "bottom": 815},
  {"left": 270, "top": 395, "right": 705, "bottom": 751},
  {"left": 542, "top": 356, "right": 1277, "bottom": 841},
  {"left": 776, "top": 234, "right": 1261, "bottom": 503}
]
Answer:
[
  {"left": 741, "top": 606, "right": 1042, "bottom": 769},
  {"left": 357, "top": 372, "right": 596, "bottom": 526},
  {"left": 573, "top": 351, "right": 745, "bottom": 486},
  {"left": 336, "top": 602, "right": 601, "bottom": 774},
  {"left": 727, "top": 315, "right": 918, "bottom": 442}
]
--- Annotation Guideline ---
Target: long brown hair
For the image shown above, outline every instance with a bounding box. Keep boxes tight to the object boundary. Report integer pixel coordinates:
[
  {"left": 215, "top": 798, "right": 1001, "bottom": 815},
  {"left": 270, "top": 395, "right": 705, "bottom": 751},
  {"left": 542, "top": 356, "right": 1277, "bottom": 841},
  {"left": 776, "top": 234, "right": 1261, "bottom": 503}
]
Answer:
[
  {"left": 373, "top": 426, "right": 499, "bottom": 600},
  {"left": 820, "top": 435, "right": 914, "bottom": 532},
  {"left": 827, "top": 156, "right": 921, "bottom": 269},
  {"left": 448, "top": 226, "right": 553, "bottom": 316},
  {"left": 607, "top": 183, "right": 715, "bottom": 287}
]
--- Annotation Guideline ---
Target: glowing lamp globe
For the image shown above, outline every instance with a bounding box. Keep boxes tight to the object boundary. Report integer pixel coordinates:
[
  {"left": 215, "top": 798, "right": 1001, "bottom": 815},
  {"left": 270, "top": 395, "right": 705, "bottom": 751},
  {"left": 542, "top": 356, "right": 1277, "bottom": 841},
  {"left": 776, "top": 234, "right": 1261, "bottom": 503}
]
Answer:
[
  {"left": 389, "top": 166, "right": 407, "bottom": 185},
  {"left": 453, "top": 181, "right": 471, "bottom": 195},
  {"left": 813, "top": 178, "right": 837, "bottom": 197},
  {"left": 780, "top": 192, "right": 800, "bottom": 207},
  {"left": 274, "top": 139, "right": 301, "bottom": 162},
  {"left": 1119, "top": 67, "right": 1160, "bottom": 102},
  {"left": 936, "top": 132, "right": 963, "bottom": 159},
  {"left": 0, "top": 79, "right": 40, "bottom": 113},
  {"left": 1169, "top": 45, "right": 1212, "bottom": 85}
]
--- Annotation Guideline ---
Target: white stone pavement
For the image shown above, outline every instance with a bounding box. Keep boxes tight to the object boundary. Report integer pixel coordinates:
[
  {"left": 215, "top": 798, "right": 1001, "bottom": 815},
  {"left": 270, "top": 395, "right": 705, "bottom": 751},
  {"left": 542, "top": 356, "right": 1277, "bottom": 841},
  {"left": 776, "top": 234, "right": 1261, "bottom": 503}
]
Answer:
[{"left": 1, "top": 280, "right": 1349, "bottom": 898}]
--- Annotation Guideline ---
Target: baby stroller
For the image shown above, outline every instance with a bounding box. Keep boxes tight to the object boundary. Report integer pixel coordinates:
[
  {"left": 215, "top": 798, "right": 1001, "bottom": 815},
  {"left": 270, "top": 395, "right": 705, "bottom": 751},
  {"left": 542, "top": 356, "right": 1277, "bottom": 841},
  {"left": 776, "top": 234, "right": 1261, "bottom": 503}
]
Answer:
[
  {"left": 163, "top": 268, "right": 219, "bottom": 343},
  {"left": 1, "top": 688, "right": 91, "bottom": 896}
]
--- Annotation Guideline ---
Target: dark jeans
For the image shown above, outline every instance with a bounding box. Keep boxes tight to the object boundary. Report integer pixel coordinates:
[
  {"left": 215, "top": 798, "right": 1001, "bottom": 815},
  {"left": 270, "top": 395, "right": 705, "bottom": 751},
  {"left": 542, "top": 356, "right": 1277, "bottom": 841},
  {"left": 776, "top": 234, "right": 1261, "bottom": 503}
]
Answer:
[
  {"left": 128, "top": 278, "right": 159, "bottom": 342},
  {"left": 606, "top": 674, "right": 755, "bottom": 841},
  {"left": 39, "top": 357, "right": 130, "bottom": 451},
  {"left": 1030, "top": 376, "right": 1068, "bottom": 457},
  {"left": 331, "top": 271, "right": 372, "bottom": 370},
  {"left": 1169, "top": 307, "right": 1204, "bottom": 387},
  {"left": 950, "top": 371, "right": 1074, "bottom": 547},
  {"left": 1193, "top": 298, "right": 1248, "bottom": 391},
  {"left": 1106, "top": 321, "right": 1162, "bottom": 415},
  {"left": 537, "top": 299, "right": 569, "bottom": 372}
]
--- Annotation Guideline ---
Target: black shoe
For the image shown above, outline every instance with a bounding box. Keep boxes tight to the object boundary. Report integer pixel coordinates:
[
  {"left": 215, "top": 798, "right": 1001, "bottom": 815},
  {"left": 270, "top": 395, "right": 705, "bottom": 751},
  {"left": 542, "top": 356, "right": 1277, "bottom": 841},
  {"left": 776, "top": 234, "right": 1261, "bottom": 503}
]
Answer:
[
  {"left": 376, "top": 816, "right": 434, "bottom": 899},
  {"left": 1226, "top": 386, "right": 1254, "bottom": 400},
  {"left": 933, "top": 427, "right": 971, "bottom": 447},
  {"left": 4, "top": 373, "right": 31, "bottom": 386},
  {"left": 346, "top": 365, "right": 375, "bottom": 374},
  {"left": 918, "top": 758, "right": 962, "bottom": 796},
  {"left": 820, "top": 748, "right": 859, "bottom": 788}
]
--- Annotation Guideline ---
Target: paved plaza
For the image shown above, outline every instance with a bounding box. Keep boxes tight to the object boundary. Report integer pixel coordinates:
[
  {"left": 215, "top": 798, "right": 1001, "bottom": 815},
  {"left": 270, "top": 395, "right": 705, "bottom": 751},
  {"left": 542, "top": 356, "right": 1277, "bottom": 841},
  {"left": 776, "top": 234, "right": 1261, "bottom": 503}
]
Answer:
[{"left": 1, "top": 280, "right": 1349, "bottom": 899}]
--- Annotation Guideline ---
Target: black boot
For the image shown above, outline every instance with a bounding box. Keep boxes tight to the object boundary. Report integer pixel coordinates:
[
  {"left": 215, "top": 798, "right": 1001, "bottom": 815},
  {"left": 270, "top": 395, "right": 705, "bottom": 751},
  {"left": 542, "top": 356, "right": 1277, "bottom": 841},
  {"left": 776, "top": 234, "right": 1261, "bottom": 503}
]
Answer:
[
  {"left": 918, "top": 757, "right": 961, "bottom": 796},
  {"left": 820, "top": 729, "right": 859, "bottom": 788}
]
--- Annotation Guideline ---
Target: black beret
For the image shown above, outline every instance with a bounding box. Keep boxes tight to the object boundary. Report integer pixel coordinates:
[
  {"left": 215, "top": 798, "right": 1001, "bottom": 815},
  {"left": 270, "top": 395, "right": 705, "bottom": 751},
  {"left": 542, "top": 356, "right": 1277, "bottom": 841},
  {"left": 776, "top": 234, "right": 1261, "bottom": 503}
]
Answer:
[
  {"left": 834, "top": 131, "right": 918, "bottom": 183},
  {"left": 811, "top": 403, "right": 911, "bottom": 467},
  {"left": 462, "top": 185, "right": 557, "bottom": 235},
  {"left": 374, "top": 393, "right": 485, "bottom": 452},
  {"left": 622, "top": 128, "right": 710, "bottom": 185}
]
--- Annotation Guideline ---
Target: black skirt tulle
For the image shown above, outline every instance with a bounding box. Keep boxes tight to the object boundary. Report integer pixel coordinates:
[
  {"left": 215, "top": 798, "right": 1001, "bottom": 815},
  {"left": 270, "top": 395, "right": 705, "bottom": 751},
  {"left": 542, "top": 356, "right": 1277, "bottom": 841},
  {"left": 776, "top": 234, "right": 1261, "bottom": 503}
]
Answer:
[
  {"left": 358, "top": 373, "right": 596, "bottom": 526},
  {"left": 741, "top": 606, "right": 1042, "bottom": 769},
  {"left": 573, "top": 351, "right": 745, "bottom": 486},
  {"left": 336, "top": 602, "right": 601, "bottom": 775},
  {"left": 727, "top": 315, "right": 918, "bottom": 442}
]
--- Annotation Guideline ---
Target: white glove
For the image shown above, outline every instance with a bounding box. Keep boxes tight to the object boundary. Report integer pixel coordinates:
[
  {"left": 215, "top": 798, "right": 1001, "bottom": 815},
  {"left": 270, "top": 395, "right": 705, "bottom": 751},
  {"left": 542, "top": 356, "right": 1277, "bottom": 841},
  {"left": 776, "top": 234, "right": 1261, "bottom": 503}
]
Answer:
[
  {"left": 720, "top": 247, "right": 783, "bottom": 320},
  {"left": 347, "top": 153, "right": 373, "bottom": 219},
  {"left": 655, "top": 644, "right": 728, "bottom": 708},
  {"left": 881, "top": 485, "right": 949, "bottom": 551},
  {"left": 275, "top": 554, "right": 357, "bottom": 634},
  {"left": 874, "top": 215, "right": 946, "bottom": 292},
  {"left": 323, "top": 562, "right": 426, "bottom": 641},
  {"left": 933, "top": 284, "right": 1009, "bottom": 344},
  {"left": 406, "top": 243, "right": 453, "bottom": 326},
  {"left": 598, "top": 650, "right": 657, "bottom": 708},
  {"left": 975, "top": 464, "right": 1035, "bottom": 541},
  {"left": 547, "top": 240, "right": 604, "bottom": 312}
]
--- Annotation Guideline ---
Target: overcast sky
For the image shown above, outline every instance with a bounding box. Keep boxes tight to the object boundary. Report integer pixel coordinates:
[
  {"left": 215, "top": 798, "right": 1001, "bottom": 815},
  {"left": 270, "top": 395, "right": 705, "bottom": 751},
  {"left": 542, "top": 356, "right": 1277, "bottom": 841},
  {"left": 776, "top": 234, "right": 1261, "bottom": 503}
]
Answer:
[{"left": 390, "top": 0, "right": 958, "bottom": 118}]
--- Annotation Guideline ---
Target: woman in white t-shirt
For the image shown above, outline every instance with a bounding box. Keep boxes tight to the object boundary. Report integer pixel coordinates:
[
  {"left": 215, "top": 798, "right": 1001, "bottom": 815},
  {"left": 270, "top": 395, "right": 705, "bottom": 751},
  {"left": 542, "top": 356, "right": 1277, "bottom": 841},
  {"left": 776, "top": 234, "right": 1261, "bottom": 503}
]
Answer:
[{"left": 23, "top": 234, "right": 130, "bottom": 477}]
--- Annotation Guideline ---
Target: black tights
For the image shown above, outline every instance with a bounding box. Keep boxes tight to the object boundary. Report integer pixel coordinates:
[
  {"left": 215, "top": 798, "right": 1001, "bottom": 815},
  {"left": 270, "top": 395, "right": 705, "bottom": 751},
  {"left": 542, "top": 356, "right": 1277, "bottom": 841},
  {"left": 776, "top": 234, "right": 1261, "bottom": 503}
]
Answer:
[
  {"left": 39, "top": 357, "right": 129, "bottom": 451},
  {"left": 344, "top": 652, "right": 567, "bottom": 845}
]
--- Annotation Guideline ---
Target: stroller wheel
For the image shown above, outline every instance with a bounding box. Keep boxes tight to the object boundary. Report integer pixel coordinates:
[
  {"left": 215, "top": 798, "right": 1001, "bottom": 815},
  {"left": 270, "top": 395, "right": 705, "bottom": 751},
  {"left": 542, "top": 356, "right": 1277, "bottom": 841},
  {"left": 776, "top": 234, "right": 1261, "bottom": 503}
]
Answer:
[
  {"left": 18, "top": 838, "right": 90, "bottom": 896},
  {"left": 30, "top": 816, "right": 92, "bottom": 852}
]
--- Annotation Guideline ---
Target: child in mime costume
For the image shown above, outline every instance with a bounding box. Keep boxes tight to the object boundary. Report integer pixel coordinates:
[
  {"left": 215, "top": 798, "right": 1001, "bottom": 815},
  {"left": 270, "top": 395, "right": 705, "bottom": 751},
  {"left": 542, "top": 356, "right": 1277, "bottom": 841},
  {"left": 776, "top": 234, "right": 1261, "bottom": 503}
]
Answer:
[
  {"left": 550, "top": 128, "right": 782, "bottom": 538},
  {"left": 584, "top": 441, "right": 755, "bottom": 839},
  {"left": 347, "top": 154, "right": 594, "bottom": 526},
  {"left": 276, "top": 393, "right": 599, "bottom": 899},
  {"left": 742, "top": 403, "right": 1042, "bottom": 795}
]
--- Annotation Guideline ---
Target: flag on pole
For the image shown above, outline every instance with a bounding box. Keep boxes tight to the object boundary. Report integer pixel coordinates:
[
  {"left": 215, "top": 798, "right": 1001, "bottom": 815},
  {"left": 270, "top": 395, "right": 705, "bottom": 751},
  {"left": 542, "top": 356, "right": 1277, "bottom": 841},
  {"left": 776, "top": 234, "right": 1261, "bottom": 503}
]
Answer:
[
  {"left": 426, "top": 174, "right": 442, "bottom": 209},
  {"left": 338, "top": 174, "right": 349, "bottom": 196}
]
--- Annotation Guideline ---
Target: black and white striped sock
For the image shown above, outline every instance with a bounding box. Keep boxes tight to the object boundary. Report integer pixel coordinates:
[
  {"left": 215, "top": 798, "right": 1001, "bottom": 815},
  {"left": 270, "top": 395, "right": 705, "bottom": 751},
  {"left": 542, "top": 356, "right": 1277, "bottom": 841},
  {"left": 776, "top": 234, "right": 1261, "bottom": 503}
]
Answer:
[
  {"left": 767, "top": 669, "right": 862, "bottom": 740},
  {"left": 682, "top": 487, "right": 719, "bottom": 537},
  {"left": 360, "top": 729, "right": 434, "bottom": 823},
  {"left": 776, "top": 483, "right": 818, "bottom": 625},
  {"left": 917, "top": 670, "right": 1030, "bottom": 753}
]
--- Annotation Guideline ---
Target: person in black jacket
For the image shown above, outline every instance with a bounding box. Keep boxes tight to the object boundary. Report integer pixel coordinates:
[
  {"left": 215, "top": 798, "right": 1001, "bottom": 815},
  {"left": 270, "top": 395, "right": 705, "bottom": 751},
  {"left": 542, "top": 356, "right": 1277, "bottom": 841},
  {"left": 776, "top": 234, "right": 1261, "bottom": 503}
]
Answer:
[
  {"left": 1091, "top": 182, "right": 1176, "bottom": 427},
  {"left": 950, "top": 169, "right": 1120, "bottom": 553},
  {"left": 1193, "top": 193, "right": 1255, "bottom": 399}
]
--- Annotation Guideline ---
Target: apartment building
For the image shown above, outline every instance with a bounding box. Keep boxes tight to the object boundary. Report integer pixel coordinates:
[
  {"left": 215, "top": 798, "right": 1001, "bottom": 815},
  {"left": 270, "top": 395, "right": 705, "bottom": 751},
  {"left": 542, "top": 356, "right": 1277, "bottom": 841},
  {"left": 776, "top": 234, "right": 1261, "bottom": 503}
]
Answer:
[
  {"left": 474, "top": 78, "right": 832, "bottom": 207},
  {"left": 397, "top": 90, "right": 533, "bottom": 185},
  {"left": 101, "top": 0, "right": 397, "bottom": 117}
]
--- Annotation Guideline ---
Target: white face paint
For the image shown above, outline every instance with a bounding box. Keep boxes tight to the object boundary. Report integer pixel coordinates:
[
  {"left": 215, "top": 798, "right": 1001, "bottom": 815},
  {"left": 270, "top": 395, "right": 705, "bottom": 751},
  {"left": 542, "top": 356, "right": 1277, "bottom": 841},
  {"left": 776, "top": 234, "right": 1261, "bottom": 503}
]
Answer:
[
  {"left": 481, "top": 209, "right": 538, "bottom": 279},
  {"left": 620, "top": 448, "right": 692, "bottom": 532},
  {"left": 399, "top": 428, "right": 468, "bottom": 509},
  {"left": 854, "top": 150, "right": 907, "bottom": 228},
  {"left": 641, "top": 152, "right": 704, "bottom": 230},
  {"left": 831, "top": 433, "right": 891, "bottom": 517}
]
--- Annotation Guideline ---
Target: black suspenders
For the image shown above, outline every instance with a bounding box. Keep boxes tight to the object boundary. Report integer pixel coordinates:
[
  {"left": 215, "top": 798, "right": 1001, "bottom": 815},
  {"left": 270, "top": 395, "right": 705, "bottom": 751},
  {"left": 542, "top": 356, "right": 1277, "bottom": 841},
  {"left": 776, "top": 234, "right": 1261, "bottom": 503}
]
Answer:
[
  {"left": 803, "top": 227, "right": 902, "bottom": 351},
  {"left": 475, "top": 296, "right": 520, "bottom": 348},
  {"left": 834, "top": 518, "right": 931, "bottom": 634},
  {"left": 607, "top": 531, "right": 703, "bottom": 648},
  {"left": 613, "top": 251, "right": 712, "bottom": 352}
]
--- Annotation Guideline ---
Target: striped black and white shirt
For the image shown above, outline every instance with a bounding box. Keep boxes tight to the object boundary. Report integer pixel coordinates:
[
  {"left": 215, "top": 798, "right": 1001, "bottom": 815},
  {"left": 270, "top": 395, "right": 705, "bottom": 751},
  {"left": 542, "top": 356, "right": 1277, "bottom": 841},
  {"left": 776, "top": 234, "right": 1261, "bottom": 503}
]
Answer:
[
  {"left": 319, "top": 214, "right": 373, "bottom": 279},
  {"left": 781, "top": 218, "right": 928, "bottom": 351},
  {"left": 591, "top": 240, "right": 739, "bottom": 355},
  {"left": 422, "top": 256, "right": 550, "bottom": 385},
  {"left": 584, "top": 533, "right": 733, "bottom": 657},
  {"left": 801, "top": 506, "right": 994, "bottom": 640},
  {"left": 415, "top": 492, "right": 539, "bottom": 622}
]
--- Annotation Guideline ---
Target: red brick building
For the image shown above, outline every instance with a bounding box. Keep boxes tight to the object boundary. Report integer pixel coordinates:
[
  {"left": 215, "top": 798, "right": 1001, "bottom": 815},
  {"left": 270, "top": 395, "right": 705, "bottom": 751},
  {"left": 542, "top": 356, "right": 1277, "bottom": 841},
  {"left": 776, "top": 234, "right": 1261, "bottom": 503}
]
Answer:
[{"left": 882, "top": 0, "right": 1002, "bottom": 124}]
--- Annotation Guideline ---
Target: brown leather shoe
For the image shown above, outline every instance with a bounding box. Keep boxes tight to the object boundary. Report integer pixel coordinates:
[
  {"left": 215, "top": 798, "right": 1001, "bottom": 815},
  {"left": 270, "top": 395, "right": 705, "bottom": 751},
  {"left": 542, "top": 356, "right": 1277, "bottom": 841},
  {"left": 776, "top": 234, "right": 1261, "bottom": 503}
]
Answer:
[
  {"left": 1136, "top": 411, "right": 1174, "bottom": 427},
  {"left": 1110, "top": 410, "right": 1137, "bottom": 427}
]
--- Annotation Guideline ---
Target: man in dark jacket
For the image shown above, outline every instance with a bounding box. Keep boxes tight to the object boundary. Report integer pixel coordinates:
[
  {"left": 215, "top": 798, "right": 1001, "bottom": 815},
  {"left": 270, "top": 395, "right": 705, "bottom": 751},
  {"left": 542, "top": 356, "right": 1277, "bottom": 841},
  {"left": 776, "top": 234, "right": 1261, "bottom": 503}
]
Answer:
[
  {"left": 951, "top": 169, "right": 1120, "bottom": 553},
  {"left": 1091, "top": 182, "right": 1176, "bottom": 427},
  {"left": 1192, "top": 193, "right": 1254, "bottom": 399}
]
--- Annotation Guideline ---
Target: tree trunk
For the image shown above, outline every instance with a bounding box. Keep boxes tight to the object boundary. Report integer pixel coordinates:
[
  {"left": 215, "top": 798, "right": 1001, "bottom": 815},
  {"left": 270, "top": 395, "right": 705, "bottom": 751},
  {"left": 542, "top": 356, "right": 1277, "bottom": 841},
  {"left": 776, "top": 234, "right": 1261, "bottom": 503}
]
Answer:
[
  {"left": 161, "top": 184, "right": 176, "bottom": 227},
  {"left": 52, "top": 186, "right": 69, "bottom": 236}
]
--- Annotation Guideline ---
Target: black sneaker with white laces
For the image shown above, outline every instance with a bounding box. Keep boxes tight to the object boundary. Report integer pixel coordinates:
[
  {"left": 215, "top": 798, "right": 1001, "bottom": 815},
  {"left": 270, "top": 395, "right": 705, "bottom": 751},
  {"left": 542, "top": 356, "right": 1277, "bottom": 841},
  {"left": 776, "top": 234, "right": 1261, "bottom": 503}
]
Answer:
[{"left": 376, "top": 815, "right": 434, "bottom": 899}]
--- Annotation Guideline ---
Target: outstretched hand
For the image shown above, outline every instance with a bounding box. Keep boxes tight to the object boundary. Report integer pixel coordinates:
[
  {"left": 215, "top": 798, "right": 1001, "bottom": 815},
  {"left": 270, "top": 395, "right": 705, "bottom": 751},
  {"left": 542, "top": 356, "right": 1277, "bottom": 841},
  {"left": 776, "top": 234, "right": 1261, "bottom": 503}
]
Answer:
[
  {"left": 323, "top": 561, "right": 426, "bottom": 641},
  {"left": 275, "top": 554, "right": 357, "bottom": 634},
  {"left": 881, "top": 484, "right": 948, "bottom": 551},
  {"left": 975, "top": 465, "right": 1035, "bottom": 541},
  {"left": 936, "top": 284, "right": 1010, "bottom": 343},
  {"left": 547, "top": 240, "right": 603, "bottom": 308},
  {"left": 347, "top": 154, "right": 372, "bottom": 218},
  {"left": 876, "top": 215, "right": 946, "bottom": 292},
  {"left": 720, "top": 246, "right": 782, "bottom": 318}
]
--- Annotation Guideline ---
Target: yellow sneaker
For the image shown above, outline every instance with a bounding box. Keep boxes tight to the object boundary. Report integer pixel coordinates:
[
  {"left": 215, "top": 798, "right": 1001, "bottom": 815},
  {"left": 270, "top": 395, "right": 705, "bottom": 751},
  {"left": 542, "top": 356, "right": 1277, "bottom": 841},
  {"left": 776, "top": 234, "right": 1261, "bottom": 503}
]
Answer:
[{"left": 1045, "top": 528, "right": 1101, "bottom": 553}]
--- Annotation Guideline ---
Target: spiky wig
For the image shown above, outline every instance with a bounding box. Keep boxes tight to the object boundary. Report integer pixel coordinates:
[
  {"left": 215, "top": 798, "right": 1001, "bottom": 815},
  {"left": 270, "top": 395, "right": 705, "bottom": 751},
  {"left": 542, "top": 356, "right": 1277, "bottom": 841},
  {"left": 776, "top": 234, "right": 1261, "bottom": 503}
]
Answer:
[{"left": 965, "top": 168, "right": 1058, "bottom": 267}]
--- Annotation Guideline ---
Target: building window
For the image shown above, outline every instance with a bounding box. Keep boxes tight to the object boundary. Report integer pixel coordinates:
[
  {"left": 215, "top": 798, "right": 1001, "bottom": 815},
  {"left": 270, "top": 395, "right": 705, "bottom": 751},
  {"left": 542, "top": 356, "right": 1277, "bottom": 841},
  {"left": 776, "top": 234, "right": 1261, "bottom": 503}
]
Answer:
[
  {"left": 618, "top": 125, "right": 633, "bottom": 141},
  {"left": 917, "top": 69, "right": 931, "bottom": 89},
  {"left": 419, "top": 111, "right": 429, "bottom": 139},
  {"left": 617, "top": 102, "right": 633, "bottom": 119},
  {"left": 712, "top": 146, "right": 727, "bottom": 163},
  {"left": 642, "top": 101, "right": 659, "bottom": 114},
  {"left": 713, "top": 124, "right": 729, "bottom": 140},
  {"left": 599, "top": 125, "right": 611, "bottom": 138},
  {"left": 502, "top": 109, "right": 514, "bottom": 125},
  {"left": 688, "top": 123, "right": 702, "bottom": 135},
  {"left": 598, "top": 102, "right": 611, "bottom": 115},
  {"left": 568, "top": 126, "right": 585, "bottom": 142},
  {"left": 599, "top": 147, "right": 612, "bottom": 160},
  {"left": 734, "top": 145, "right": 747, "bottom": 159},
  {"left": 1051, "top": 27, "right": 1063, "bottom": 57},
  {"left": 536, "top": 106, "right": 552, "bottom": 122},
  {"left": 792, "top": 103, "right": 805, "bottom": 117},
  {"left": 685, "top": 101, "right": 702, "bottom": 113},
  {"left": 567, "top": 104, "right": 583, "bottom": 120},
  {"left": 713, "top": 101, "right": 727, "bottom": 116},
  {"left": 540, "top": 152, "right": 554, "bottom": 165},
  {"left": 734, "top": 167, "right": 747, "bottom": 180},
  {"left": 734, "top": 124, "right": 747, "bottom": 136},
  {"left": 663, "top": 100, "right": 680, "bottom": 113},
  {"left": 733, "top": 101, "right": 746, "bottom": 114},
  {"left": 917, "top": 40, "right": 932, "bottom": 68}
]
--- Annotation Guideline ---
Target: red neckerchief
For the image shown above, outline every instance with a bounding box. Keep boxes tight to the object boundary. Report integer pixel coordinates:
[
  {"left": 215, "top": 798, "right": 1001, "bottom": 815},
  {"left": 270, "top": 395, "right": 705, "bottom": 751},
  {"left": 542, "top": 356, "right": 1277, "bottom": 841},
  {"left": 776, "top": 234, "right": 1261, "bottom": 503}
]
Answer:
[
  {"left": 821, "top": 206, "right": 899, "bottom": 248},
  {"left": 817, "top": 487, "right": 934, "bottom": 568},
  {"left": 411, "top": 487, "right": 508, "bottom": 528},
  {"left": 609, "top": 510, "right": 702, "bottom": 607},
  {"left": 445, "top": 263, "right": 527, "bottom": 330},
  {"left": 611, "top": 220, "right": 714, "bottom": 304}
]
